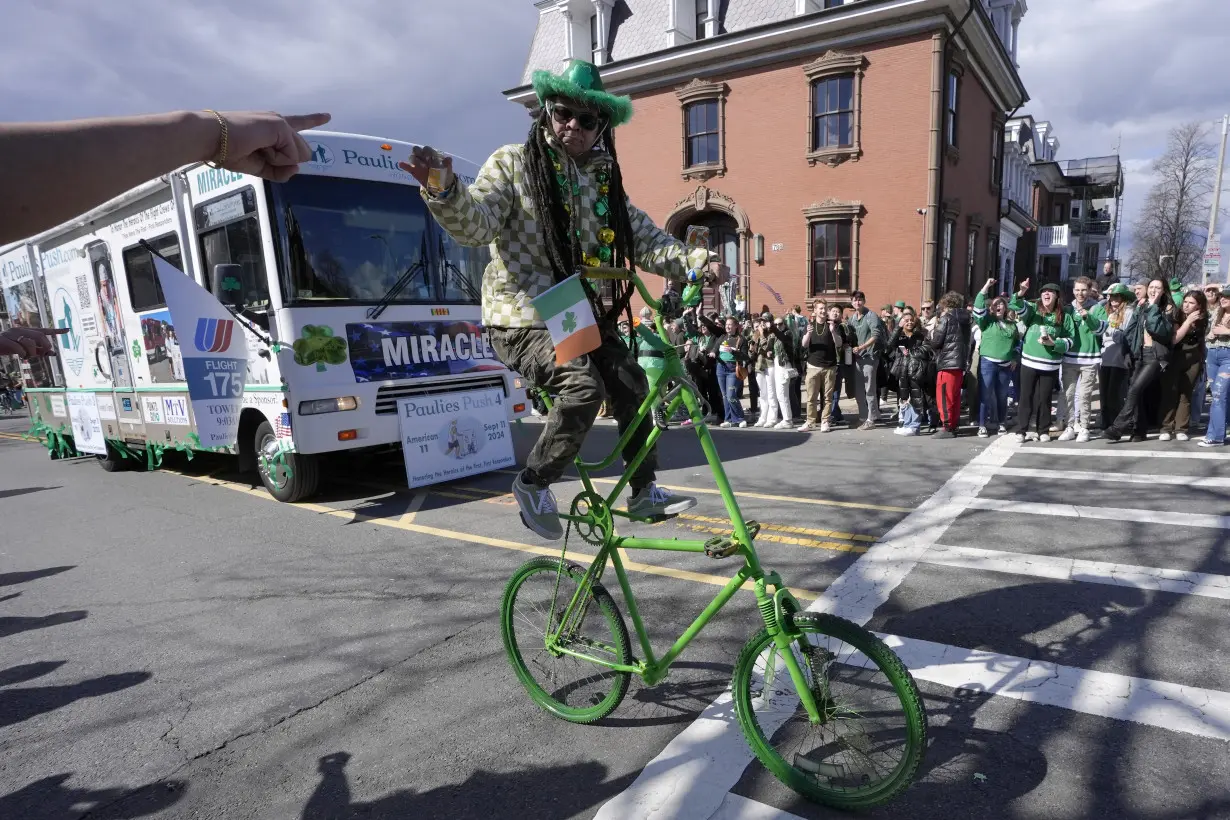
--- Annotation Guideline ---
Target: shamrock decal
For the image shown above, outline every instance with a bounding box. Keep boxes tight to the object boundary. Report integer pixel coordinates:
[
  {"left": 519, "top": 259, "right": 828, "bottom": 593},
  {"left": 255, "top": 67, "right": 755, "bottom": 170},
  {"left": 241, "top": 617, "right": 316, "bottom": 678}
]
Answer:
[
  {"left": 131, "top": 339, "right": 142, "bottom": 360},
  {"left": 561, "top": 311, "right": 577, "bottom": 334},
  {"left": 293, "top": 324, "right": 348, "bottom": 372}
]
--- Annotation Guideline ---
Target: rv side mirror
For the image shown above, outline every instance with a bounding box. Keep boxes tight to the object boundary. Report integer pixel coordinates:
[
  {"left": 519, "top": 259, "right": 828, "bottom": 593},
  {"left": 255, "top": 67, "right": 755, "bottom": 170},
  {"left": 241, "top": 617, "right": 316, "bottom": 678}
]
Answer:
[{"left": 211, "top": 264, "right": 243, "bottom": 306}]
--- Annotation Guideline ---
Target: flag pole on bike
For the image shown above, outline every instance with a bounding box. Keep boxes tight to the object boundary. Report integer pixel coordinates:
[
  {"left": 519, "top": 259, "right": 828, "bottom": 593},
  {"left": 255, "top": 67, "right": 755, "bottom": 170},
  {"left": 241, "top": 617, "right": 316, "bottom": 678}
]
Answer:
[{"left": 400, "top": 58, "right": 727, "bottom": 540}]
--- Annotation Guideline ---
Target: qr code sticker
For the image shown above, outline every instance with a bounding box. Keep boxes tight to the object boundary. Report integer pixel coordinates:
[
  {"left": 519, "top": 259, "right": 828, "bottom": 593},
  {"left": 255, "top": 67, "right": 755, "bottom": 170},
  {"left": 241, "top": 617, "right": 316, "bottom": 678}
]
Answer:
[{"left": 76, "top": 274, "right": 93, "bottom": 309}]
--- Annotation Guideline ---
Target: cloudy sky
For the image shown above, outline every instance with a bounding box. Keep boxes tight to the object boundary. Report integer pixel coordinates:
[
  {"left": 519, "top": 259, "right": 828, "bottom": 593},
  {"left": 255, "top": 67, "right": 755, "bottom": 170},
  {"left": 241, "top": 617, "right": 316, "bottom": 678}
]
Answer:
[{"left": 4, "top": 0, "right": 1227, "bottom": 257}]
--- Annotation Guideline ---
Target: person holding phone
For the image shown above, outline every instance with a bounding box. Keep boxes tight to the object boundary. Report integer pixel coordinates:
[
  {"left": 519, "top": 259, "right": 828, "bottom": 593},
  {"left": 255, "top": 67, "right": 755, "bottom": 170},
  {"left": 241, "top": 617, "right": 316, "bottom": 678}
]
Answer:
[
  {"left": 1104, "top": 278, "right": 1175, "bottom": 442},
  {"left": 1008, "top": 279, "right": 1074, "bottom": 442}
]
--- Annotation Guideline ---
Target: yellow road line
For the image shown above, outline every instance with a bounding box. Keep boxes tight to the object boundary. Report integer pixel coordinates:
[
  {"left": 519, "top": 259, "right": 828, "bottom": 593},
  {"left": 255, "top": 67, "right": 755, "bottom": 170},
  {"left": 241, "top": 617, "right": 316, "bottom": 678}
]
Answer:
[
  {"left": 674, "top": 512, "right": 877, "bottom": 543},
  {"left": 398, "top": 491, "right": 428, "bottom": 524},
  {"left": 445, "top": 486, "right": 878, "bottom": 547},
  {"left": 680, "top": 523, "right": 868, "bottom": 554},
  {"left": 490, "top": 469, "right": 912, "bottom": 513},
  {"left": 160, "top": 469, "right": 819, "bottom": 602},
  {"left": 0, "top": 431, "right": 37, "bottom": 442}
]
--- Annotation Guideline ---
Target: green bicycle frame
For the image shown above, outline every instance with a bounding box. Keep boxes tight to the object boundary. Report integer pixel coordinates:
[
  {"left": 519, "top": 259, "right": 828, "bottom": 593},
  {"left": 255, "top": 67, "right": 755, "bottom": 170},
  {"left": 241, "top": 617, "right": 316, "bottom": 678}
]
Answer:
[{"left": 537, "top": 268, "right": 822, "bottom": 722}]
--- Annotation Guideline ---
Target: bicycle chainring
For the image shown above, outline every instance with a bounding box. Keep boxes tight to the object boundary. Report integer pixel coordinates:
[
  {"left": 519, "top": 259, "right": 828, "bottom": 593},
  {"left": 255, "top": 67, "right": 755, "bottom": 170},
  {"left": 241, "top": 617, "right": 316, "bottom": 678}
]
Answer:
[{"left": 569, "top": 491, "right": 613, "bottom": 547}]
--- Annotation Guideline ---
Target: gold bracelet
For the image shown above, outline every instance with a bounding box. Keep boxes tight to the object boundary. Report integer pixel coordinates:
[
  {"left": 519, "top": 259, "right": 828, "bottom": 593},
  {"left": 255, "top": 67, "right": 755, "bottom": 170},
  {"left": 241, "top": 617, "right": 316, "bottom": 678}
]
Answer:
[{"left": 203, "top": 109, "right": 229, "bottom": 168}]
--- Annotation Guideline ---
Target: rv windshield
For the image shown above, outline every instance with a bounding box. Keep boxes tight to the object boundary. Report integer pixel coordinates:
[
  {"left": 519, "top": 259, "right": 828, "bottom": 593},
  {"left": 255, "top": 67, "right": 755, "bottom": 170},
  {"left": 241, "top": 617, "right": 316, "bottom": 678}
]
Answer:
[{"left": 271, "top": 175, "right": 486, "bottom": 306}]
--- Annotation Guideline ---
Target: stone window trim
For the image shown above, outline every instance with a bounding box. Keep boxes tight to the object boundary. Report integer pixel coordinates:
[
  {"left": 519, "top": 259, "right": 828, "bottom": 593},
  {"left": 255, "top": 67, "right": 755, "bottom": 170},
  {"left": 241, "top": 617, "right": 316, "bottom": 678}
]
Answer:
[
  {"left": 803, "top": 197, "right": 865, "bottom": 298},
  {"left": 676, "top": 78, "right": 729, "bottom": 181},
  {"left": 803, "top": 51, "right": 868, "bottom": 167}
]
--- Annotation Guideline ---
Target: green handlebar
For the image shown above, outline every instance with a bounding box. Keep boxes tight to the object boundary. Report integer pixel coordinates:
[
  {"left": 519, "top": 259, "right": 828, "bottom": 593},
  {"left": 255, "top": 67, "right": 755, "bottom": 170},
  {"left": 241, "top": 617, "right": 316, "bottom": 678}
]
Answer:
[{"left": 582, "top": 265, "right": 706, "bottom": 347}]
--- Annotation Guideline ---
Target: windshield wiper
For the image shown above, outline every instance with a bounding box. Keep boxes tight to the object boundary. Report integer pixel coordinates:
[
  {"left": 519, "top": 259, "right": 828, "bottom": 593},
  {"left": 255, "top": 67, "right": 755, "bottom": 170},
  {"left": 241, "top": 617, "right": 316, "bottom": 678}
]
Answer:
[
  {"left": 438, "top": 236, "right": 482, "bottom": 304},
  {"left": 367, "top": 231, "right": 429, "bottom": 320}
]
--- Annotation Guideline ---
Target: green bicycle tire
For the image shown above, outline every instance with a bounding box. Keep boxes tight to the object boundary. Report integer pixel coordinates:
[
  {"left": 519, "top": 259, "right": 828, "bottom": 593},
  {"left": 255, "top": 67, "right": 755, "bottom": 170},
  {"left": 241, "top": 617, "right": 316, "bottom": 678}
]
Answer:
[
  {"left": 731, "top": 612, "right": 927, "bottom": 810},
  {"left": 500, "top": 556, "right": 632, "bottom": 724}
]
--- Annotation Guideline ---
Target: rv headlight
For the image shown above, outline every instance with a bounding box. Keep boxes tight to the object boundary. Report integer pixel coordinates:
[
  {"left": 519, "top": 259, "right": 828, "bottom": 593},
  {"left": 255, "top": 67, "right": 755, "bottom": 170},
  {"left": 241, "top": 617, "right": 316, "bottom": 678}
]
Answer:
[{"left": 299, "top": 396, "right": 359, "bottom": 415}]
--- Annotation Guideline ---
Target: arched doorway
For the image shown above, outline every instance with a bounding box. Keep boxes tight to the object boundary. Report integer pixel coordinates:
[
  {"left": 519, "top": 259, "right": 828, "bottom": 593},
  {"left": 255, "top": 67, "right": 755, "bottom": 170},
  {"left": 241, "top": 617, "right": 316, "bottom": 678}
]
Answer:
[{"left": 664, "top": 186, "right": 751, "bottom": 316}]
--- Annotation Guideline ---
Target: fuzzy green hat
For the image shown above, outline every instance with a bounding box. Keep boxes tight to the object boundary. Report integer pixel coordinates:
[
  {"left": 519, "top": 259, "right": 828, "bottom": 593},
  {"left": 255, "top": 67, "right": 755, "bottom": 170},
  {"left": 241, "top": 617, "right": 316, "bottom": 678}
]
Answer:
[
  {"left": 531, "top": 60, "right": 634, "bottom": 127},
  {"left": 1105, "top": 283, "right": 1133, "bottom": 300}
]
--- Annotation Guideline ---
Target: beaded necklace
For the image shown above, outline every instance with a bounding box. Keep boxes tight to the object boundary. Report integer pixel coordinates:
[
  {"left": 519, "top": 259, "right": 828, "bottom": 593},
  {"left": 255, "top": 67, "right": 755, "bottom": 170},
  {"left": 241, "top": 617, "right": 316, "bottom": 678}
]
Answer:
[{"left": 546, "top": 145, "right": 615, "bottom": 269}]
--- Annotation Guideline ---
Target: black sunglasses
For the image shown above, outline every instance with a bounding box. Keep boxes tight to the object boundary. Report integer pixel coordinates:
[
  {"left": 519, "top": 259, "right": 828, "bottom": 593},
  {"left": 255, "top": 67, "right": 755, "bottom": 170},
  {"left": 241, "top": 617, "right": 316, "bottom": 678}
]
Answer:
[{"left": 547, "top": 102, "right": 604, "bottom": 131}]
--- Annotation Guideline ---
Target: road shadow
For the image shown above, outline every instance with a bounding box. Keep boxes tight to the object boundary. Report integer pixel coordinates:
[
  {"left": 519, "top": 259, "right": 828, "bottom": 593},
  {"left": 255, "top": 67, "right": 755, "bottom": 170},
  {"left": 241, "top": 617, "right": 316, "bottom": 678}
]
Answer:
[
  {"left": 0, "top": 660, "right": 66, "bottom": 687},
  {"left": 0, "top": 486, "right": 60, "bottom": 500},
  {"left": 0, "top": 670, "right": 153, "bottom": 729},
  {"left": 0, "top": 609, "right": 88, "bottom": 639},
  {"left": 300, "top": 752, "right": 637, "bottom": 820},
  {"left": 0, "top": 565, "right": 75, "bottom": 587},
  {"left": 0, "top": 773, "right": 186, "bottom": 820}
]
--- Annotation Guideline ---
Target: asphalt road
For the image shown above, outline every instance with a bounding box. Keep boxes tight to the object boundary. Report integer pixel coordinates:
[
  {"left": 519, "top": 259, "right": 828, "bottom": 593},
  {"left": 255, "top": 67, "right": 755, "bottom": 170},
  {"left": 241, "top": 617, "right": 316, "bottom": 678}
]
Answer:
[{"left": 1, "top": 409, "right": 1228, "bottom": 820}]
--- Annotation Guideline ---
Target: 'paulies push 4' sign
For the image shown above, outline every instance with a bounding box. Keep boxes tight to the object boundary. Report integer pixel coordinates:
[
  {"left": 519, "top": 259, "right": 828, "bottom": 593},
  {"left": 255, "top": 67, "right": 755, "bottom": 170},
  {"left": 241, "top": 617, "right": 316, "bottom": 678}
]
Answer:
[{"left": 152, "top": 254, "right": 247, "bottom": 447}]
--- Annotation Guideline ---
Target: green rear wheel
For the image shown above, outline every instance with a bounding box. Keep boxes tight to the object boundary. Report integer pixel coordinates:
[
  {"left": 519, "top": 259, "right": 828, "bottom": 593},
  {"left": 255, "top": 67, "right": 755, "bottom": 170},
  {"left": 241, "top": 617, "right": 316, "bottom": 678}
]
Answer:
[
  {"left": 500, "top": 556, "right": 632, "bottom": 724},
  {"left": 732, "top": 612, "right": 926, "bottom": 809}
]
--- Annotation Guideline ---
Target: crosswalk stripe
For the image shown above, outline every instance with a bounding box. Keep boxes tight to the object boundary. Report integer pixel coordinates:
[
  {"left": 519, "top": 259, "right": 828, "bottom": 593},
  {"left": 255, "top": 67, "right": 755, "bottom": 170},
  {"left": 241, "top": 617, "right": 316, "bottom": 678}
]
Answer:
[
  {"left": 711, "top": 794, "right": 807, "bottom": 820},
  {"left": 967, "top": 497, "right": 1230, "bottom": 530},
  {"left": 996, "top": 466, "right": 1230, "bottom": 489},
  {"left": 880, "top": 632, "right": 1230, "bottom": 742},
  {"left": 1030, "top": 446, "right": 1230, "bottom": 461},
  {"left": 922, "top": 543, "right": 1230, "bottom": 601}
]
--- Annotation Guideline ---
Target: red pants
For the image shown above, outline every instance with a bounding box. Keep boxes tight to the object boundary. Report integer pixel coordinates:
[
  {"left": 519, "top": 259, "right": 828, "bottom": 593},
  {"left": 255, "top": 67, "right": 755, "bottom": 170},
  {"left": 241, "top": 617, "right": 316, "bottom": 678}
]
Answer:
[{"left": 936, "top": 369, "right": 964, "bottom": 431}]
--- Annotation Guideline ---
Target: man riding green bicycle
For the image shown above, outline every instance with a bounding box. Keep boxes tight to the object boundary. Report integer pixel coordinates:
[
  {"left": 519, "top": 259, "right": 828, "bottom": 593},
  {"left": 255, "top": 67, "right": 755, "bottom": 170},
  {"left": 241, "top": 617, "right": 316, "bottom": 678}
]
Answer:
[{"left": 402, "top": 59, "right": 726, "bottom": 540}]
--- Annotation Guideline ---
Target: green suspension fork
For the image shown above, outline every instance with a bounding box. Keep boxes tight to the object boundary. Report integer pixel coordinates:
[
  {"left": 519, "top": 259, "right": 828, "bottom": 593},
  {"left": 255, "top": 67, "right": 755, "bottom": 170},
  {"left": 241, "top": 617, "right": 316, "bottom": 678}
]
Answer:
[{"left": 755, "top": 577, "right": 824, "bottom": 724}]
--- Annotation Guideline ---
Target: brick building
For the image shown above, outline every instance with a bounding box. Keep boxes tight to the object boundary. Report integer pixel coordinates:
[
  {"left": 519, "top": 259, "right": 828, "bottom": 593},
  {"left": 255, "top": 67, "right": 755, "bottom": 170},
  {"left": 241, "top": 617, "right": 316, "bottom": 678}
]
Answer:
[{"left": 504, "top": 0, "right": 1029, "bottom": 311}]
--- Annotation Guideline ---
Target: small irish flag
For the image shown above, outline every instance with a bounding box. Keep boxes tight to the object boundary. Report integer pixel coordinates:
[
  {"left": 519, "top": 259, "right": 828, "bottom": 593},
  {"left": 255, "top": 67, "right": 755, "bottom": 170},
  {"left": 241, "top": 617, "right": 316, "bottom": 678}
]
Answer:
[{"left": 532, "top": 273, "right": 601, "bottom": 364}]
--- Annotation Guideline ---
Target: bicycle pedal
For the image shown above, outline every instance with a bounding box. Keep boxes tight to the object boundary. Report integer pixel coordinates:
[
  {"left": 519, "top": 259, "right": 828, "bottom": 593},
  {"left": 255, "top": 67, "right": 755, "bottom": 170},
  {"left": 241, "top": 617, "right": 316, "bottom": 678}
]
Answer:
[
  {"left": 703, "top": 536, "right": 739, "bottom": 559},
  {"left": 746, "top": 520, "right": 761, "bottom": 540}
]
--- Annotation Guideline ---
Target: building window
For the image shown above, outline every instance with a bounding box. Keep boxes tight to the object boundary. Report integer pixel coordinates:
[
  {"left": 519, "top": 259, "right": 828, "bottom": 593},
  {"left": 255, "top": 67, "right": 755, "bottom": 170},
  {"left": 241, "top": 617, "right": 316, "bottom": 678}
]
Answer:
[
  {"left": 802, "top": 50, "right": 867, "bottom": 167},
  {"left": 590, "top": 14, "right": 601, "bottom": 62},
  {"left": 803, "top": 198, "right": 864, "bottom": 296},
  {"left": 945, "top": 70, "right": 959, "bottom": 148},
  {"left": 987, "top": 232, "right": 999, "bottom": 280},
  {"left": 824, "top": 0, "right": 846, "bottom": 8},
  {"left": 812, "top": 75, "right": 854, "bottom": 151},
  {"left": 695, "top": 0, "right": 708, "bottom": 40},
  {"left": 942, "top": 218, "right": 955, "bottom": 291},
  {"left": 685, "top": 102, "right": 718, "bottom": 166},
  {"left": 966, "top": 227, "right": 978, "bottom": 293},
  {"left": 675, "top": 78, "right": 728, "bottom": 179},
  {"left": 991, "top": 119, "right": 1004, "bottom": 193}
]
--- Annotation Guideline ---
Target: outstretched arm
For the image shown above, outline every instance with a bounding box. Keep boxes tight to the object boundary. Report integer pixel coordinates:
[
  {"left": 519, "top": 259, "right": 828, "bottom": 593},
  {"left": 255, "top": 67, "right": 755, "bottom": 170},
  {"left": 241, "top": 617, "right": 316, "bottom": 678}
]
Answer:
[{"left": 0, "top": 110, "right": 330, "bottom": 244}]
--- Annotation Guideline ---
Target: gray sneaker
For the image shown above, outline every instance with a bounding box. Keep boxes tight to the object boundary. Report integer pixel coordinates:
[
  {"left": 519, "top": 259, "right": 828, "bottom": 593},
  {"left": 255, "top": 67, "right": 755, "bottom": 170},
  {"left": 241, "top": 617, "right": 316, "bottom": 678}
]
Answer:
[
  {"left": 627, "top": 483, "right": 697, "bottom": 519},
  {"left": 511, "top": 470, "right": 563, "bottom": 540}
]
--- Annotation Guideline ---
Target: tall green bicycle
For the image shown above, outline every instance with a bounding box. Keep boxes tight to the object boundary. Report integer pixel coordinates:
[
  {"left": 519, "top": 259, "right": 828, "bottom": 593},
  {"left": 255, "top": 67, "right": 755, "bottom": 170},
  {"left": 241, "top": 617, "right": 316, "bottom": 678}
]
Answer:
[{"left": 498, "top": 267, "right": 927, "bottom": 810}]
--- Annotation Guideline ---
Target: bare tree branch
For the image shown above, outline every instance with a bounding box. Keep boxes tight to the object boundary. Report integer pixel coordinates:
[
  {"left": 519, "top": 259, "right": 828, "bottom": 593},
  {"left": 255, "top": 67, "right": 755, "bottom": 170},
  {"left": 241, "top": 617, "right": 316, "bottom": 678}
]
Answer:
[{"left": 1128, "top": 121, "right": 1216, "bottom": 284}]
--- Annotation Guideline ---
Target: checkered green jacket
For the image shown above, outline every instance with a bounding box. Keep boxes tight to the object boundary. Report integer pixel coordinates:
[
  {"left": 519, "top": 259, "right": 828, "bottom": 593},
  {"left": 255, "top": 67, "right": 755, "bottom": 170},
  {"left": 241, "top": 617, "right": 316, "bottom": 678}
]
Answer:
[{"left": 421, "top": 135, "right": 708, "bottom": 328}]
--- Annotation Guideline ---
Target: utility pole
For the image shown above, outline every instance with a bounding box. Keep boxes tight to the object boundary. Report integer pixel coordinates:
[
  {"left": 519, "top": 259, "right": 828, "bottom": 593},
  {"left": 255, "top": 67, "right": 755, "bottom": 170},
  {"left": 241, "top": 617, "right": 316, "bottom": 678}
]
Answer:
[{"left": 1204, "top": 113, "right": 1228, "bottom": 285}]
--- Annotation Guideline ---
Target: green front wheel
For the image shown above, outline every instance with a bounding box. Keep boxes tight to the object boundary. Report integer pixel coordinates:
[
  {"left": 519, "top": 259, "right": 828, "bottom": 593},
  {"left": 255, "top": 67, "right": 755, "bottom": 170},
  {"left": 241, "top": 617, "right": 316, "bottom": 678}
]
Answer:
[
  {"left": 500, "top": 557, "right": 632, "bottom": 724},
  {"left": 732, "top": 613, "right": 926, "bottom": 809}
]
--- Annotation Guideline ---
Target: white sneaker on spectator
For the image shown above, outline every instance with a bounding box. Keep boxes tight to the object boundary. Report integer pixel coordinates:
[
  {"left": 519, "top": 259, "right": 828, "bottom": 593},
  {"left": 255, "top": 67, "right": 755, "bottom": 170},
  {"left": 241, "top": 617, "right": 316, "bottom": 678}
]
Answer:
[
  {"left": 720, "top": 421, "right": 732, "bottom": 428},
  {"left": 819, "top": 422, "right": 831, "bottom": 433},
  {"left": 997, "top": 425, "right": 1008, "bottom": 435},
  {"left": 977, "top": 426, "right": 988, "bottom": 438},
  {"left": 1076, "top": 429, "right": 1091, "bottom": 443},
  {"left": 1158, "top": 432, "right": 1172, "bottom": 441},
  {"left": 1176, "top": 432, "right": 1190, "bottom": 441},
  {"left": 773, "top": 420, "right": 792, "bottom": 429},
  {"left": 1012, "top": 432, "right": 1026, "bottom": 443},
  {"left": 1058, "top": 427, "right": 1076, "bottom": 442},
  {"left": 895, "top": 426, "right": 917, "bottom": 436},
  {"left": 799, "top": 422, "right": 816, "bottom": 431},
  {"left": 1025, "top": 432, "right": 1039, "bottom": 442},
  {"left": 1038, "top": 433, "right": 1051, "bottom": 442},
  {"left": 738, "top": 420, "right": 748, "bottom": 428}
]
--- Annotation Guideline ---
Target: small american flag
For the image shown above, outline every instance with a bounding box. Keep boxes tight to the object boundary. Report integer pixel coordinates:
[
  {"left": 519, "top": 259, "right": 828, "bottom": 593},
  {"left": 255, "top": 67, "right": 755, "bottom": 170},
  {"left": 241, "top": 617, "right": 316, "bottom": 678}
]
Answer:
[{"left": 275, "top": 412, "right": 293, "bottom": 439}]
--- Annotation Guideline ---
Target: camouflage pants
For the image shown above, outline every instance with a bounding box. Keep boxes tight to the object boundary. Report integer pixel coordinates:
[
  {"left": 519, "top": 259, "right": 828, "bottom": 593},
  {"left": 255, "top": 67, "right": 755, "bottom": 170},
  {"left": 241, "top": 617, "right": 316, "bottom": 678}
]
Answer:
[{"left": 488, "top": 325, "right": 656, "bottom": 489}]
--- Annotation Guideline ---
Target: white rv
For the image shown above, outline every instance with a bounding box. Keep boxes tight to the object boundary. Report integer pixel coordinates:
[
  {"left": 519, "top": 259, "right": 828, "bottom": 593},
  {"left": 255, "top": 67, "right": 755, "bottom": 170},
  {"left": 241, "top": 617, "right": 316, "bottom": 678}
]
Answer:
[{"left": 5, "top": 131, "right": 530, "bottom": 501}]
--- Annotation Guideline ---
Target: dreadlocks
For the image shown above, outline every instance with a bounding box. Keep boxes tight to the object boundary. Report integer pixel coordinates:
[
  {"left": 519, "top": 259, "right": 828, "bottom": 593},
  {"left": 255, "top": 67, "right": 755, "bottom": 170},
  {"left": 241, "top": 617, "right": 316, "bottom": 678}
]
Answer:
[{"left": 522, "top": 106, "right": 639, "bottom": 328}]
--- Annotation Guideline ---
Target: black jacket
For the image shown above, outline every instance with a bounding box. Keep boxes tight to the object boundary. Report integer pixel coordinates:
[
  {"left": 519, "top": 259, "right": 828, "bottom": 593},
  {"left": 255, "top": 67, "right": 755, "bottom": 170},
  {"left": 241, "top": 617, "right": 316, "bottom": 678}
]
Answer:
[{"left": 929, "top": 308, "right": 971, "bottom": 371}]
